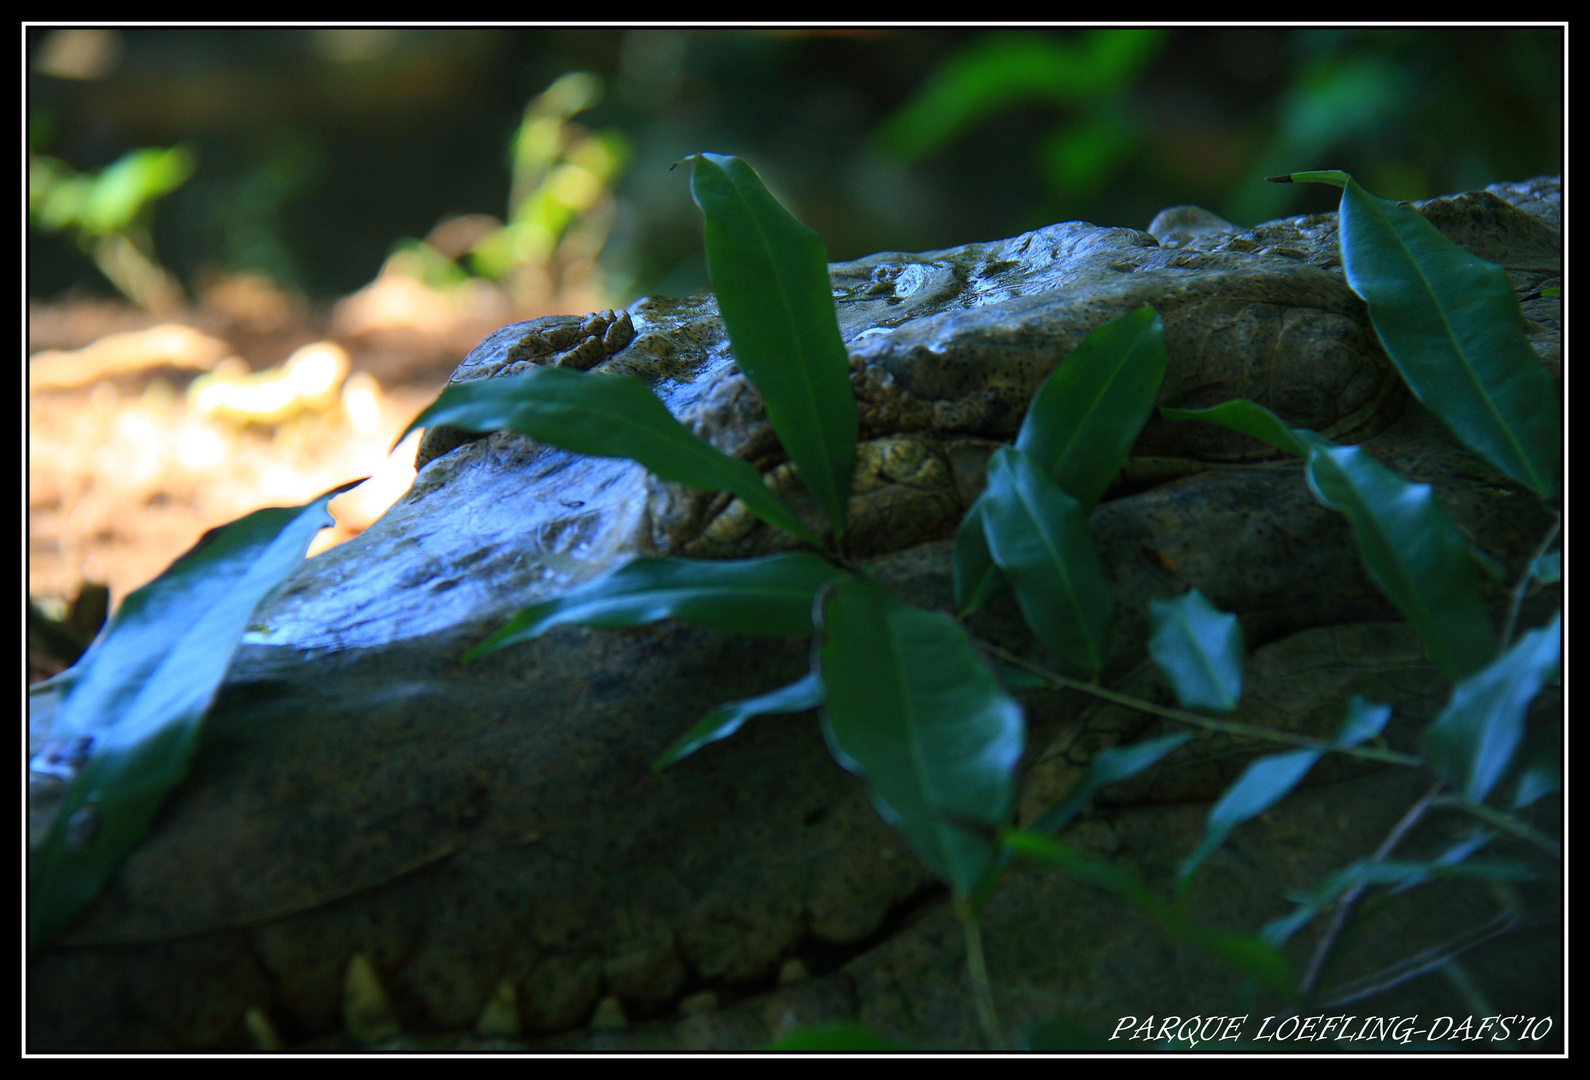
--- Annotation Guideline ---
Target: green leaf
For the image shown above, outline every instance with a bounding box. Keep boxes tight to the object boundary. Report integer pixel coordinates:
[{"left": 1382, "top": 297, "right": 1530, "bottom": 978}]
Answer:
[
  {"left": 652, "top": 672, "right": 824, "bottom": 772},
  {"left": 1160, "top": 399, "right": 1307, "bottom": 457},
  {"left": 688, "top": 153, "right": 858, "bottom": 542},
  {"left": 980, "top": 445, "right": 1113, "bottom": 678},
  {"left": 465, "top": 553, "right": 848, "bottom": 661},
  {"left": 399, "top": 365, "right": 819, "bottom": 546},
  {"left": 1181, "top": 694, "right": 1391, "bottom": 892},
  {"left": 817, "top": 578, "right": 1023, "bottom": 898},
  {"left": 952, "top": 498, "right": 1006, "bottom": 616},
  {"left": 1147, "top": 590, "right": 1245, "bottom": 713},
  {"left": 873, "top": 30, "right": 1168, "bottom": 162},
  {"left": 1530, "top": 550, "right": 1561, "bottom": 586},
  {"left": 1297, "top": 431, "right": 1497, "bottom": 682},
  {"left": 1288, "top": 171, "right": 1561, "bottom": 497},
  {"left": 1263, "top": 849, "right": 1539, "bottom": 947},
  {"left": 1025, "top": 732, "right": 1192, "bottom": 837},
  {"left": 1017, "top": 305, "right": 1168, "bottom": 509},
  {"left": 28, "top": 479, "right": 362, "bottom": 952},
  {"left": 956, "top": 305, "right": 1167, "bottom": 615},
  {"left": 768, "top": 1022, "right": 906, "bottom": 1052},
  {"left": 1170, "top": 398, "right": 1497, "bottom": 682},
  {"left": 1180, "top": 749, "right": 1321, "bottom": 890},
  {"left": 1423, "top": 612, "right": 1561, "bottom": 803}
]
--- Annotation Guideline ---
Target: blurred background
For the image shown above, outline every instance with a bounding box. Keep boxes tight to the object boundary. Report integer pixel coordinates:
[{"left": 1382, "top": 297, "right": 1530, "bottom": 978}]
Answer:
[{"left": 26, "top": 26, "right": 1563, "bottom": 672}]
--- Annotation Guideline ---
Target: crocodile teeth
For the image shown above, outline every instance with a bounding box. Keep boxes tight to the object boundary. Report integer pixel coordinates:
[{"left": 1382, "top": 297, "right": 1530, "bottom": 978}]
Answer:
[
  {"left": 590, "top": 995, "right": 629, "bottom": 1031},
  {"left": 603, "top": 310, "right": 635, "bottom": 354},
  {"left": 555, "top": 335, "right": 607, "bottom": 371},
  {"left": 475, "top": 978, "right": 521, "bottom": 1038},
  {"left": 343, "top": 952, "right": 400, "bottom": 1044},
  {"left": 244, "top": 1005, "right": 284, "bottom": 1051}
]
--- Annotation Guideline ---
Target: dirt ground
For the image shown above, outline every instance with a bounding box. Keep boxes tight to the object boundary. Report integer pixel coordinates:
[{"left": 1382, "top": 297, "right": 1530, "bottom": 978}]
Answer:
[{"left": 27, "top": 268, "right": 600, "bottom": 681}]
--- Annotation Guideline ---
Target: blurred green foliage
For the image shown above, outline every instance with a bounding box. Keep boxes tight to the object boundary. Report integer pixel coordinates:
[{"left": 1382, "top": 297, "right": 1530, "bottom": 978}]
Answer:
[
  {"left": 27, "top": 27, "right": 1560, "bottom": 310},
  {"left": 29, "top": 144, "right": 197, "bottom": 310}
]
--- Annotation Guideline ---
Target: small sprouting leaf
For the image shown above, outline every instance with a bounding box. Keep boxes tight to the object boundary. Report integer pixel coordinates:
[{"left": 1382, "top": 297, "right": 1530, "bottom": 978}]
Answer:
[
  {"left": 652, "top": 672, "right": 824, "bottom": 772},
  {"left": 29, "top": 479, "right": 363, "bottom": 951},
  {"left": 957, "top": 305, "right": 1167, "bottom": 614},
  {"left": 817, "top": 578, "right": 1023, "bottom": 898},
  {"left": 688, "top": 153, "right": 858, "bottom": 542},
  {"left": 1423, "top": 611, "right": 1561, "bottom": 803},
  {"left": 1147, "top": 590, "right": 1245, "bottom": 713},
  {"left": 1287, "top": 170, "right": 1561, "bottom": 497},
  {"left": 1180, "top": 749, "right": 1320, "bottom": 889},
  {"left": 1180, "top": 694, "right": 1391, "bottom": 890},
  {"left": 399, "top": 365, "right": 819, "bottom": 546},
  {"left": 464, "top": 553, "right": 849, "bottom": 661},
  {"left": 1016, "top": 304, "right": 1168, "bottom": 509},
  {"left": 1529, "top": 550, "right": 1561, "bottom": 586},
  {"left": 1336, "top": 695, "right": 1393, "bottom": 747},
  {"left": 980, "top": 445, "right": 1113, "bottom": 678},
  {"left": 1025, "top": 732, "right": 1191, "bottom": 837}
]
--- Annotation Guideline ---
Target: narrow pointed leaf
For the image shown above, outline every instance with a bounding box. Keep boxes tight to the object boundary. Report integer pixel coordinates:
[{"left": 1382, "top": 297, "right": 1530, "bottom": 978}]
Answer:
[
  {"left": 400, "top": 365, "right": 819, "bottom": 545},
  {"left": 29, "top": 479, "right": 362, "bottom": 951},
  {"left": 1423, "top": 612, "right": 1561, "bottom": 803},
  {"left": 689, "top": 153, "right": 858, "bottom": 540},
  {"left": 1026, "top": 732, "right": 1191, "bottom": 837},
  {"left": 1161, "top": 398, "right": 1307, "bottom": 457},
  {"left": 1147, "top": 589, "right": 1245, "bottom": 713},
  {"left": 1297, "top": 431, "right": 1497, "bottom": 681},
  {"left": 1263, "top": 850, "right": 1539, "bottom": 947},
  {"left": 652, "top": 672, "right": 824, "bottom": 772},
  {"left": 952, "top": 498, "right": 1007, "bottom": 616},
  {"left": 1180, "top": 749, "right": 1320, "bottom": 889},
  {"left": 465, "top": 553, "right": 848, "bottom": 661},
  {"left": 817, "top": 578, "right": 1023, "bottom": 897},
  {"left": 980, "top": 445, "right": 1112, "bottom": 677},
  {"left": 1168, "top": 398, "right": 1497, "bottom": 682},
  {"left": 1016, "top": 304, "right": 1168, "bottom": 508},
  {"left": 957, "top": 305, "right": 1167, "bottom": 614},
  {"left": 1336, "top": 695, "right": 1393, "bottom": 747},
  {"left": 1182, "top": 694, "right": 1391, "bottom": 891},
  {"left": 1287, "top": 170, "right": 1560, "bottom": 497}
]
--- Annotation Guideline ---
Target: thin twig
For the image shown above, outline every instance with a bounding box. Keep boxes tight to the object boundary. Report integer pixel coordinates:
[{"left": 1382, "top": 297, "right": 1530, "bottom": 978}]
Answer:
[
  {"left": 957, "top": 898, "right": 1007, "bottom": 1052},
  {"left": 1314, "top": 909, "right": 1527, "bottom": 1010},
  {"left": 1499, "top": 516, "right": 1561, "bottom": 649},
  {"left": 1431, "top": 796, "right": 1562, "bottom": 859},
  {"left": 977, "top": 639, "right": 1422, "bottom": 768},
  {"left": 1298, "top": 781, "right": 1443, "bottom": 996}
]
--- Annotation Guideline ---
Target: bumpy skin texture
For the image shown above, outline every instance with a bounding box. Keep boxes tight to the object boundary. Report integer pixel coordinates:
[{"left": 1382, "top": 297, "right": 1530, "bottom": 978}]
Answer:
[
  {"left": 28, "top": 179, "right": 1560, "bottom": 1051},
  {"left": 413, "top": 308, "right": 636, "bottom": 470}
]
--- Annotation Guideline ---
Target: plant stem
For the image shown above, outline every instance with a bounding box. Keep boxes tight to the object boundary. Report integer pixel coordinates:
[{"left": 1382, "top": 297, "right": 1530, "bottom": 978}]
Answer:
[
  {"left": 978, "top": 640, "right": 1423, "bottom": 768},
  {"left": 957, "top": 897, "right": 1007, "bottom": 1051}
]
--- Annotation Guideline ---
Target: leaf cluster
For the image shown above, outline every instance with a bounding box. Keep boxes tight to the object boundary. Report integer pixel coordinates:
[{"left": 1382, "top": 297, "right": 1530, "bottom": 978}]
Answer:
[{"left": 27, "top": 156, "right": 1561, "bottom": 1052}]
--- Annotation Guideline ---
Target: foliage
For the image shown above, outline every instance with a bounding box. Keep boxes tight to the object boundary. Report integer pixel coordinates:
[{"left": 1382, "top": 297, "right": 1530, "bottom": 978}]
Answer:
[
  {"left": 27, "top": 479, "right": 363, "bottom": 952},
  {"left": 28, "top": 144, "right": 196, "bottom": 310},
  {"left": 26, "top": 151, "right": 1560, "bottom": 1049},
  {"left": 433, "top": 156, "right": 1559, "bottom": 1046}
]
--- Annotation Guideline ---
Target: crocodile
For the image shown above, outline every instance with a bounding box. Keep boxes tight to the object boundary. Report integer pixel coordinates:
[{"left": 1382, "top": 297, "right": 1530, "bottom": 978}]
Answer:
[{"left": 27, "top": 176, "right": 1561, "bottom": 1051}]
